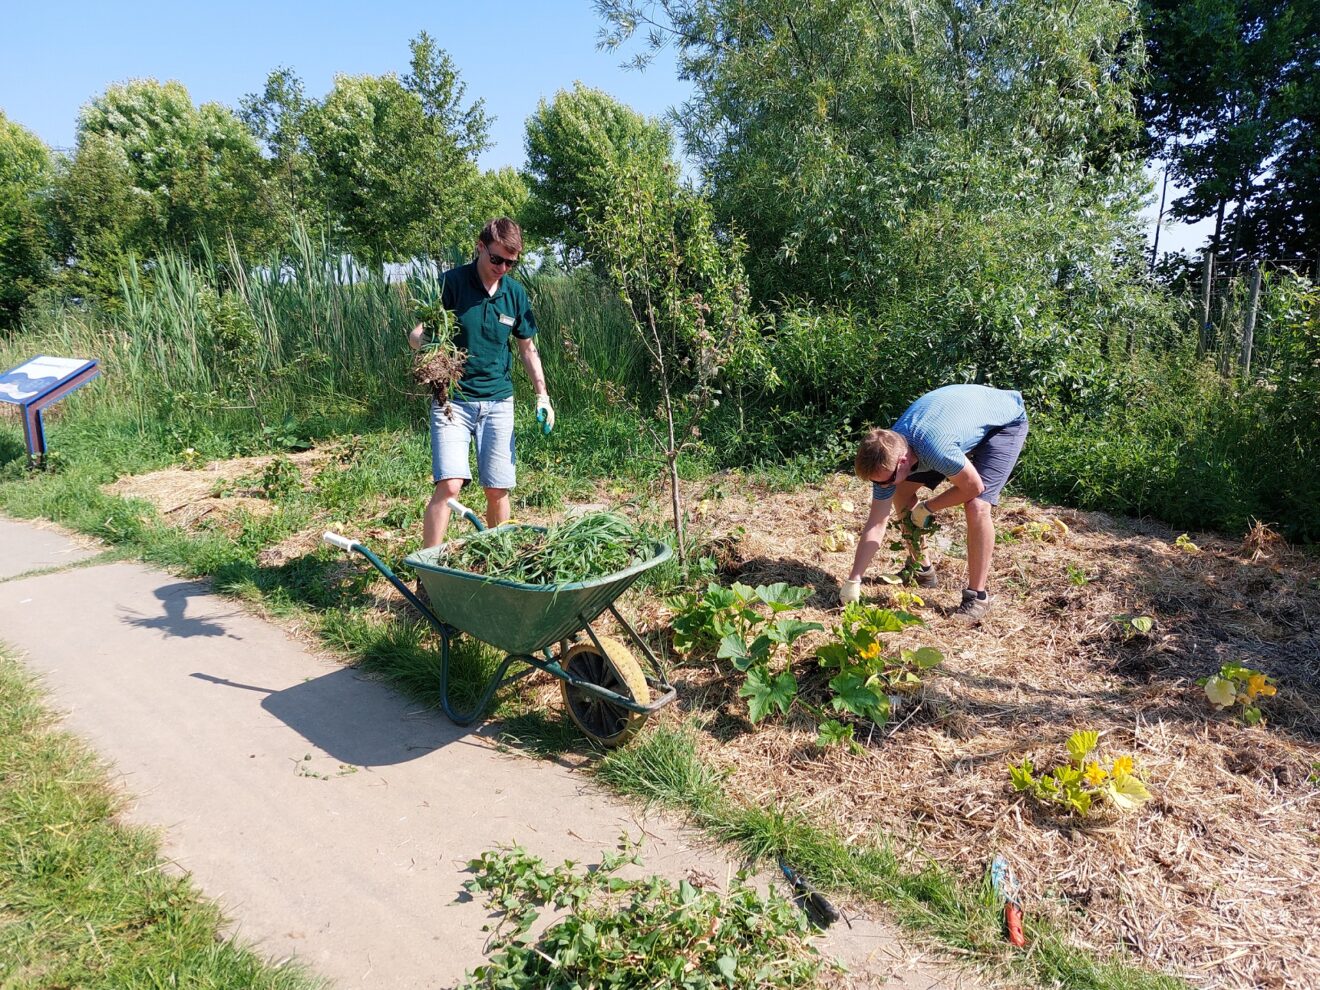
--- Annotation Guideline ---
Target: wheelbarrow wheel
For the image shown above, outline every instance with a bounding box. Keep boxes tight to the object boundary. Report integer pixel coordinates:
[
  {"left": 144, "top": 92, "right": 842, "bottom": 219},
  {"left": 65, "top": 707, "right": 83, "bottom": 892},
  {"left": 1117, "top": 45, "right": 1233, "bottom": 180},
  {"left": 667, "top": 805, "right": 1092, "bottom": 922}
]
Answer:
[{"left": 559, "top": 636, "right": 650, "bottom": 747}]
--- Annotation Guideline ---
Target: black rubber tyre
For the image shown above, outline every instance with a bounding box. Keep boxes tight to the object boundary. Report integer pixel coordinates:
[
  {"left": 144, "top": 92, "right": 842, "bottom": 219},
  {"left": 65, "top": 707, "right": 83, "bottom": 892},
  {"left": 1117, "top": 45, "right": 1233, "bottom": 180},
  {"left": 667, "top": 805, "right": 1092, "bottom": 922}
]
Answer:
[{"left": 559, "top": 635, "right": 650, "bottom": 747}]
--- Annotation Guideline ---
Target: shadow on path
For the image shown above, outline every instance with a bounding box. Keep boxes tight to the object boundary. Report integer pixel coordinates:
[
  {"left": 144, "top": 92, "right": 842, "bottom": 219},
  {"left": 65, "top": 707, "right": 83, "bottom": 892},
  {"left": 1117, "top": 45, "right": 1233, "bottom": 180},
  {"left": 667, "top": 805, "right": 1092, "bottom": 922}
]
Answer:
[{"left": 189, "top": 667, "right": 494, "bottom": 767}]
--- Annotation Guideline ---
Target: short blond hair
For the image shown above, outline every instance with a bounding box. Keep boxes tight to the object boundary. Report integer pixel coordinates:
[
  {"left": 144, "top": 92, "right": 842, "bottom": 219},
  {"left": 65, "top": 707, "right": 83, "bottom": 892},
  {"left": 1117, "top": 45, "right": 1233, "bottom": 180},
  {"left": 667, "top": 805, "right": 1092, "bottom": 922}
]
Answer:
[{"left": 855, "top": 428, "right": 908, "bottom": 481}]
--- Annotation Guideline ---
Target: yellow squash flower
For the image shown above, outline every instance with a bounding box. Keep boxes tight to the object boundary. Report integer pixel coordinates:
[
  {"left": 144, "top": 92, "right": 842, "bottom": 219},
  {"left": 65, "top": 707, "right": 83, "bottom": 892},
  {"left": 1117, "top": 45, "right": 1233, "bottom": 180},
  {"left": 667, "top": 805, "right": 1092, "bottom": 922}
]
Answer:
[
  {"left": 858, "top": 641, "right": 881, "bottom": 661},
  {"left": 1245, "top": 673, "right": 1276, "bottom": 700},
  {"left": 1111, "top": 755, "right": 1135, "bottom": 777},
  {"left": 1083, "top": 761, "right": 1107, "bottom": 786}
]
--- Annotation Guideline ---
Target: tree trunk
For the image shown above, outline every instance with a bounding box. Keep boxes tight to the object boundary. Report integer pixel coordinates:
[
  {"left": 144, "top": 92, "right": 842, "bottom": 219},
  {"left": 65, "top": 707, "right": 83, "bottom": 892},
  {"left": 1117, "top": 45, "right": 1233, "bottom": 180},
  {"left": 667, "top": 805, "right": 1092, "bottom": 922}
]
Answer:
[
  {"left": 1150, "top": 165, "right": 1170, "bottom": 271},
  {"left": 668, "top": 451, "right": 685, "bottom": 564},
  {"left": 1239, "top": 263, "right": 1262, "bottom": 378},
  {"left": 1197, "top": 250, "right": 1214, "bottom": 359}
]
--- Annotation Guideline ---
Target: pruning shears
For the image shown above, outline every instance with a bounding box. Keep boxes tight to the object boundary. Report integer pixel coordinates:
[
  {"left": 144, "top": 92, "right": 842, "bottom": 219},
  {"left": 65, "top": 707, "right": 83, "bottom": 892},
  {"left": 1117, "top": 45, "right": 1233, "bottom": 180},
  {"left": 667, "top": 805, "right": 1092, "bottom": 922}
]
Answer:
[
  {"left": 990, "top": 854, "right": 1027, "bottom": 948},
  {"left": 536, "top": 405, "right": 552, "bottom": 435},
  {"left": 778, "top": 858, "right": 844, "bottom": 928}
]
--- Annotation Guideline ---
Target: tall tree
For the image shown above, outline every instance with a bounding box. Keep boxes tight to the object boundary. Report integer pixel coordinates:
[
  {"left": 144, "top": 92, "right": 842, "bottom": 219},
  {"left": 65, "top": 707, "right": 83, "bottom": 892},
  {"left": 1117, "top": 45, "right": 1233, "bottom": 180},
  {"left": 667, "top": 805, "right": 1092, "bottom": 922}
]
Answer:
[
  {"left": 0, "top": 112, "right": 53, "bottom": 328},
  {"left": 302, "top": 35, "right": 489, "bottom": 264},
  {"left": 596, "top": 0, "right": 1161, "bottom": 389},
  {"left": 50, "top": 132, "right": 144, "bottom": 303},
  {"left": 240, "top": 67, "right": 322, "bottom": 227},
  {"left": 55, "top": 78, "right": 272, "bottom": 292},
  {"left": 523, "top": 82, "right": 674, "bottom": 267},
  {"left": 1142, "top": 0, "right": 1319, "bottom": 261}
]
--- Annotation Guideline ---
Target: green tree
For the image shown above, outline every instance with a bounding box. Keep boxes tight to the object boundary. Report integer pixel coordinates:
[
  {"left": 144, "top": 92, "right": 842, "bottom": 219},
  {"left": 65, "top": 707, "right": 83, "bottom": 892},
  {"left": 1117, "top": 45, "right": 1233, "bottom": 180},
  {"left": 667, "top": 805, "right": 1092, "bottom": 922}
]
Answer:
[
  {"left": 469, "top": 167, "right": 531, "bottom": 235},
  {"left": 0, "top": 112, "right": 53, "bottom": 329},
  {"left": 1142, "top": 0, "right": 1319, "bottom": 261},
  {"left": 584, "top": 156, "right": 766, "bottom": 556},
  {"left": 597, "top": 0, "right": 1164, "bottom": 390},
  {"left": 75, "top": 80, "right": 271, "bottom": 260},
  {"left": 303, "top": 35, "right": 488, "bottom": 265},
  {"left": 50, "top": 133, "right": 144, "bottom": 303},
  {"left": 523, "top": 82, "right": 673, "bottom": 267},
  {"left": 240, "top": 67, "right": 322, "bottom": 228}
]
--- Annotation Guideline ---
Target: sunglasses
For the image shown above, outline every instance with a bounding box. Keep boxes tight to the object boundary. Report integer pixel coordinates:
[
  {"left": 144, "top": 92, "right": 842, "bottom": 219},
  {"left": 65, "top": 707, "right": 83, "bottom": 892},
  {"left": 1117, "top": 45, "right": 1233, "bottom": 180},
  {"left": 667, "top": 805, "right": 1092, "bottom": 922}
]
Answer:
[
  {"left": 873, "top": 457, "right": 905, "bottom": 486},
  {"left": 484, "top": 246, "right": 519, "bottom": 269}
]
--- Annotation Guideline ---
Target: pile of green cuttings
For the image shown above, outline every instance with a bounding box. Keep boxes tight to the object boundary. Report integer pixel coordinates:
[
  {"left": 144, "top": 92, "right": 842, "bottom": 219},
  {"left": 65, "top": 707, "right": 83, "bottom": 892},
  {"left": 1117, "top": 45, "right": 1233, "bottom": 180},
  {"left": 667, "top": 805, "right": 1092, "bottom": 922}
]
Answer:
[{"left": 446, "top": 512, "right": 652, "bottom": 585}]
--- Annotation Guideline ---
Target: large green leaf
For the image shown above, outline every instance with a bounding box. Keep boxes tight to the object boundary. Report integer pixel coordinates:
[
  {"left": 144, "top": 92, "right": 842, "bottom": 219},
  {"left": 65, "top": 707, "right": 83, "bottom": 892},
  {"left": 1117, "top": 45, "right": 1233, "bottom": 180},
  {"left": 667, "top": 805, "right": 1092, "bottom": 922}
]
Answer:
[
  {"left": 739, "top": 666, "right": 798, "bottom": 722},
  {"left": 828, "top": 672, "right": 885, "bottom": 721}
]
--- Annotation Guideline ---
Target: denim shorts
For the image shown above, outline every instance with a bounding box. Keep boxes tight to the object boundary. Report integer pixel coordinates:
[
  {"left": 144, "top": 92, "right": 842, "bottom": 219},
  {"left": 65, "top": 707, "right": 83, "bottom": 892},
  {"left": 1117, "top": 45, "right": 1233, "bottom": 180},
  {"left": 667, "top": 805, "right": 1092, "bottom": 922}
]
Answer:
[
  {"left": 430, "top": 398, "right": 516, "bottom": 489},
  {"left": 908, "top": 415, "right": 1028, "bottom": 506}
]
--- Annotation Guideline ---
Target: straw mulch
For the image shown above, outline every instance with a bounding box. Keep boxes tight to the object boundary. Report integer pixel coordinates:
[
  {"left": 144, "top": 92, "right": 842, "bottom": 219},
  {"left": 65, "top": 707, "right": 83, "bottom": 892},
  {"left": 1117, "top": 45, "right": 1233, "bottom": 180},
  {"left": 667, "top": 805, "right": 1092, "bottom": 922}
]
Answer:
[
  {"left": 104, "top": 448, "right": 332, "bottom": 532},
  {"left": 647, "top": 474, "right": 1320, "bottom": 990}
]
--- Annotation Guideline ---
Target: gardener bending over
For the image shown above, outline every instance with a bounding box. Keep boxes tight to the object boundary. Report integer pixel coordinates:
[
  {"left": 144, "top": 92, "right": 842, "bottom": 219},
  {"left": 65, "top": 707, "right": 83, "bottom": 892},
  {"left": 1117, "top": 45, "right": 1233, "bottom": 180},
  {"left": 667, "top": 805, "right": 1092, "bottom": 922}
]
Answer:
[
  {"left": 842, "top": 384, "right": 1028, "bottom": 622},
  {"left": 408, "top": 217, "right": 553, "bottom": 545}
]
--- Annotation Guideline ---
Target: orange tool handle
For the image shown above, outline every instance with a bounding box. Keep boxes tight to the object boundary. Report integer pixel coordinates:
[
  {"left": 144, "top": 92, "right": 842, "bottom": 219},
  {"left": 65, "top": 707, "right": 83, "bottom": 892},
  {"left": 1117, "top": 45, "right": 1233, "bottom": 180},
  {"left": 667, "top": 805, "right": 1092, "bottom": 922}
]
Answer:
[{"left": 1005, "top": 902, "right": 1026, "bottom": 947}]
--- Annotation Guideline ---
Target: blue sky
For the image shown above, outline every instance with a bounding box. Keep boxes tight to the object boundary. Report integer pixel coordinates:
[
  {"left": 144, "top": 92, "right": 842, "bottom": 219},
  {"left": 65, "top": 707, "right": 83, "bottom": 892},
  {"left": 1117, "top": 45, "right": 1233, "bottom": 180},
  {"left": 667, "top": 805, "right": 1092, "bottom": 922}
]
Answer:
[
  {"left": 0, "top": 0, "right": 691, "bottom": 167},
  {"left": 1, "top": 0, "right": 1205, "bottom": 257}
]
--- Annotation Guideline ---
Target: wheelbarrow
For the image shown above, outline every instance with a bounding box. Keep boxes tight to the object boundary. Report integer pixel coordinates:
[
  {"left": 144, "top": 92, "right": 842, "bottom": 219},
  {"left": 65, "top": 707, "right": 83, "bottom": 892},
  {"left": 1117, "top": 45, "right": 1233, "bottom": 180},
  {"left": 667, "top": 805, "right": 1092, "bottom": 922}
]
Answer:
[{"left": 322, "top": 498, "right": 677, "bottom": 746}]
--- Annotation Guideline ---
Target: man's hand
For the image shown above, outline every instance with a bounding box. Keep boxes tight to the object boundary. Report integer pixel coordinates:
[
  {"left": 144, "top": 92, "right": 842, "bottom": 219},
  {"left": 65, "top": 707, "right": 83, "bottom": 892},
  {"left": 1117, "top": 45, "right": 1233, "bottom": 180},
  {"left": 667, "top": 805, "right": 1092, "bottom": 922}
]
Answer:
[
  {"left": 840, "top": 578, "right": 861, "bottom": 605},
  {"left": 408, "top": 322, "right": 427, "bottom": 351},
  {"left": 535, "top": 393, "right": 555, "bottom": 434},
  {"left": 910, "top": 501, "right": 935, "bottom": 529}
]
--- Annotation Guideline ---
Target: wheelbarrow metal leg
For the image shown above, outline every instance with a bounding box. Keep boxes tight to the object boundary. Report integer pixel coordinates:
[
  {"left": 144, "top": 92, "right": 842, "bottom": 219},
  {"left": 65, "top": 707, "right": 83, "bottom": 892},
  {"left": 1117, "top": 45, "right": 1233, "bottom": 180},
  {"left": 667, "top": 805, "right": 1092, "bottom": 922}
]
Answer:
[{"left": 437, "top": 635, "right": 537, "bottom": 725}]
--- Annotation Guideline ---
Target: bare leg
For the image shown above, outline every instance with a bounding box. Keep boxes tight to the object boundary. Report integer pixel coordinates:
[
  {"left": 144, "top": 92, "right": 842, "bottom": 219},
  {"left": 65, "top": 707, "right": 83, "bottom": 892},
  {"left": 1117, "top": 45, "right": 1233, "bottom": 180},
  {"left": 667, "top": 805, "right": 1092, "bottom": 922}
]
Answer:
[
  {"left": 423, "top": 478, "right": 465, "bottom": 548},
  {"left": 483, "top": 487, "right": 510, "bottom": 528},
  {"left": 964, "top": 498, "right": 994, "bottom": 592}
]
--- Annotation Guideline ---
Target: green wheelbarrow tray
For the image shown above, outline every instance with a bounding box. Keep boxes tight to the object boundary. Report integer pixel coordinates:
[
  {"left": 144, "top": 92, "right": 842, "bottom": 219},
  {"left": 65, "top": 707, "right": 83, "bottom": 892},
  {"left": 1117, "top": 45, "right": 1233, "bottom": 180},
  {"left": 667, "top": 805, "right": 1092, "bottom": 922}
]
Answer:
[
  {"left": 405, "top": 529, "right": 670, "bottom": 656},
  {"left": 323, "top": 506, "right": 677, "bottom": 746}
]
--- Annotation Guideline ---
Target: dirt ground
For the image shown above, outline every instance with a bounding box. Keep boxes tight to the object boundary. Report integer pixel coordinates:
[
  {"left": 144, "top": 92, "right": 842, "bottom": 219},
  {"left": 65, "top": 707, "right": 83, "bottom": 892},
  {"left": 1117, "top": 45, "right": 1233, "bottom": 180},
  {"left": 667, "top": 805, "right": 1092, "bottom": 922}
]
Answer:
[{"left": 108, "top": 453, "right": 1320, "bottom": 990}]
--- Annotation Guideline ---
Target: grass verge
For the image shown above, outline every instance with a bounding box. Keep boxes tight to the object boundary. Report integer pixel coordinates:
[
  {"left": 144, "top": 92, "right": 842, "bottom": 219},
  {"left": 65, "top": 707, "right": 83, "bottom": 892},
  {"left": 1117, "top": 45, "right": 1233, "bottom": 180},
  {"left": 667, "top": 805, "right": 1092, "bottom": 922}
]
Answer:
[{"left": 0, "top": 646, "right": 326, "bottom": 990}]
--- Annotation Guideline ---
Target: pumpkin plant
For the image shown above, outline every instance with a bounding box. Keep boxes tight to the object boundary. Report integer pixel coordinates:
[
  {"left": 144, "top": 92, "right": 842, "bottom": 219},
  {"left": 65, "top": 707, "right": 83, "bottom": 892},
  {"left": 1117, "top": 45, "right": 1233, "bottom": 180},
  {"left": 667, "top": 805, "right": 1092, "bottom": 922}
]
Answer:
[
  {"left": 813, "top": 603, "right": 942, "bottom": 749},
  {"left": 1199, "top": 662, "right": 1278, "bottom": 725},
  {"left": 1008, "top": 730, "right": 1152, "bottom": 817}
]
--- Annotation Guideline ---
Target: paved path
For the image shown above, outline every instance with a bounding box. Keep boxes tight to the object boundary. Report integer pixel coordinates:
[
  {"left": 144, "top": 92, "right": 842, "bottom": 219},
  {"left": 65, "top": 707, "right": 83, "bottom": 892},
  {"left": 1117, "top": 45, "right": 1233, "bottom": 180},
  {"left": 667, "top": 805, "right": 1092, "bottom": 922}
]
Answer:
[{"left": 0, "top": 515, "right": 977, "bottom": 990}]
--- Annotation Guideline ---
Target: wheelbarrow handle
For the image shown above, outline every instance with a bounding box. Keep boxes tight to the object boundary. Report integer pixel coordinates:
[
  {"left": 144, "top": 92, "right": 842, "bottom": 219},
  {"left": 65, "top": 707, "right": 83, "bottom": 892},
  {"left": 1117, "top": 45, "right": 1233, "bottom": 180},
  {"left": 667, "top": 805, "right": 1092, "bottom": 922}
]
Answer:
[
  {"left": 322, "top": 531, "right": 357, "bottom": 552},
  {"left": 446, "top": 498, "right": 486, "bottom": 531},
  {"left": 321, "top": 530, "right": 447, "bottom": 634}
]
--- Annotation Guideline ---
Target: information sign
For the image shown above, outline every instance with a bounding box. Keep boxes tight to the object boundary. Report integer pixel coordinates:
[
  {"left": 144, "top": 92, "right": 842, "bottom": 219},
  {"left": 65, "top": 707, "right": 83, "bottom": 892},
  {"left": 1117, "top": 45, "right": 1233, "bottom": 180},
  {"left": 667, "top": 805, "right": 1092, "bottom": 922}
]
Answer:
[{"left": 0, "top": 355, "right": 101, "bottom": 464}]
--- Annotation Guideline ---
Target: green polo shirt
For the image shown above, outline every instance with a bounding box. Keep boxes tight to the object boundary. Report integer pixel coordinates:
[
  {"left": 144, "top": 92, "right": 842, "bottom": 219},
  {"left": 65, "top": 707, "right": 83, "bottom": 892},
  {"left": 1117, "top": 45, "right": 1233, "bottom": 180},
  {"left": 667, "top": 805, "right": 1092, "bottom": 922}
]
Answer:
[{"left": 435, "top": 261, "right": 538, "bottom": 402}]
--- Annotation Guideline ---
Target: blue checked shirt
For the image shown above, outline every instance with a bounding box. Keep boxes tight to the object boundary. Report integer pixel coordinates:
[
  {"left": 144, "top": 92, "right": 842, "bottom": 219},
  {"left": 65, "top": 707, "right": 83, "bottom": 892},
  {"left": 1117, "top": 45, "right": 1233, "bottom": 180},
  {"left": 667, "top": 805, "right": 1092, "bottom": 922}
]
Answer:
[{"left": 872, "top": 384, "right": 1026, "bottom": 501}]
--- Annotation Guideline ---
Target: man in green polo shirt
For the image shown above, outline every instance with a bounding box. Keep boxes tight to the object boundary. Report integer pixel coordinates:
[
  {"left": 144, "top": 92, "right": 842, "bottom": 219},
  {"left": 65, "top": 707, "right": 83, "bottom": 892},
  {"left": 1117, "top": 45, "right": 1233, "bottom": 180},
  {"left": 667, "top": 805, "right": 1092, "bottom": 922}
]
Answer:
[{"left": 407, "top": 217, "right": 553, "bottom": 547}]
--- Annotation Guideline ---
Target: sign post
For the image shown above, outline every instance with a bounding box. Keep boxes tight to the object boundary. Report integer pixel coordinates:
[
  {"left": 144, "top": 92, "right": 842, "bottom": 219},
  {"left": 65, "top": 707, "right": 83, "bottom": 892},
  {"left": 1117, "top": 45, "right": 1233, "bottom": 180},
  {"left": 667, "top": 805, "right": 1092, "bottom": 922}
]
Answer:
[{"left": 0, "top": 355, "right": 101, "bottom": 466}]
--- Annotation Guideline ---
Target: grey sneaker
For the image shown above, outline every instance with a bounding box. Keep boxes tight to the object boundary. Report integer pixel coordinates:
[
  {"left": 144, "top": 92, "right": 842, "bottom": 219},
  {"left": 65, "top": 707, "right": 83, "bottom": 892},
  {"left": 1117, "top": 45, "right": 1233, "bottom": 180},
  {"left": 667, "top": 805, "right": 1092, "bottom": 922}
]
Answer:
[
  {"left": 953, "top": 589, "right": 991, "bottom": 622},
  {"left": 914, "top": 563, "right": 938, "bottom": 588}
]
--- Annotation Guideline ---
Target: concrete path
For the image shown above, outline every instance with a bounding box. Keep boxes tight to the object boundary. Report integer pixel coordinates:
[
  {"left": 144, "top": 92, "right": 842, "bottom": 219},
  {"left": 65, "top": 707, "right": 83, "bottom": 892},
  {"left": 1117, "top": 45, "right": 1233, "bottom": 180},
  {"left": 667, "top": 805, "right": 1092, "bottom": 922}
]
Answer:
[{"left": 0, "top": 515, "right": 977, "bottom": 990}]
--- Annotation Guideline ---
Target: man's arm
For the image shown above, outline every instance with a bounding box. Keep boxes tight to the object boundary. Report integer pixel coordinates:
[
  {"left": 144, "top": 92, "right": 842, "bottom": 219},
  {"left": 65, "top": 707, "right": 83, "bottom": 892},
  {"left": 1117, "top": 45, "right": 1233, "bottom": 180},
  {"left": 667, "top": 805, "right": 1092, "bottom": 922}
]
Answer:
[
  {"left": 408, "top": 323, "right": 427, "bottom": 351},
  {"left": 848, "top": 496, "right": 894, "bottom": 581},
  {"left": 515, "top": 336, "right": 546, "bottom": 394}
]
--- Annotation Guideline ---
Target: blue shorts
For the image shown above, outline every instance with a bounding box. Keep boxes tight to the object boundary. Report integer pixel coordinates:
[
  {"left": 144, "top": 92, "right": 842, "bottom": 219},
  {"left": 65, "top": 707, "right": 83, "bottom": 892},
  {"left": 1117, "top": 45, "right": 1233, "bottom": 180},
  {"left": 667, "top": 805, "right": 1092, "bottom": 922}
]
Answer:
[
  {"left": 908, "top": 415, "right": 1028, "bottom": 506},
  {"left": 430, "top": 398, "right": 516, "bottom": 489}
]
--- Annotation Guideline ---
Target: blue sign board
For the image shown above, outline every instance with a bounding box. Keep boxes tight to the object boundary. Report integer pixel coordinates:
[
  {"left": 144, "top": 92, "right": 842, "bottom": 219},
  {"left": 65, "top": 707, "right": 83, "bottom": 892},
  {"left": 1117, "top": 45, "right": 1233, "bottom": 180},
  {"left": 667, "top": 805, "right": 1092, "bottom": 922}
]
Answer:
[{"left": 0, "top": 355, "right": 101, "bottom": 464}]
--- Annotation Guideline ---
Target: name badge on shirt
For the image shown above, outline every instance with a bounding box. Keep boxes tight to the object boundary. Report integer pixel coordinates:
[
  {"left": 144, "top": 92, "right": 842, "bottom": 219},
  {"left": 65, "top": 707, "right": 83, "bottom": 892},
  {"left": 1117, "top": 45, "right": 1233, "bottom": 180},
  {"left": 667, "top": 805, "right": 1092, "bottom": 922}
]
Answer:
[{"left": 498, "top": 313, "right": 516, "bottom": 327}]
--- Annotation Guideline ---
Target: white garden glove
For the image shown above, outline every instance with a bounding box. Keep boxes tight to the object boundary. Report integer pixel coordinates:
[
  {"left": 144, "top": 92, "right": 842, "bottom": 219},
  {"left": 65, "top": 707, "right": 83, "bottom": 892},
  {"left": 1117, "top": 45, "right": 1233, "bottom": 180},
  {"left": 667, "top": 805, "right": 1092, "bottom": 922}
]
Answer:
[
  {"left": 840, "top": 578, "right": 862, "bottom": 605},
  {"left": 535, "top": 393, "right": 555, "bottom": 434},
  {"left": 910, "top": 501, "right": 934, "bottom": 528}
]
